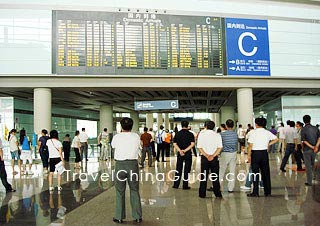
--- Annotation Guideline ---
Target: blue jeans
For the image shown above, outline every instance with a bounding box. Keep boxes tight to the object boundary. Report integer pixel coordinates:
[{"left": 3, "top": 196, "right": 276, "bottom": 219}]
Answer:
[{"left": 280, "top": 143, "right": 296, "bottom": 170}]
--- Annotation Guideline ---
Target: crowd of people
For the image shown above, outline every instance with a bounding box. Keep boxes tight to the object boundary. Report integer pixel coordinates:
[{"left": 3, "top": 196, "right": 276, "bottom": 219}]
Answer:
[{"left": 0, "top": 114, "right": 319, "bottom": 224}]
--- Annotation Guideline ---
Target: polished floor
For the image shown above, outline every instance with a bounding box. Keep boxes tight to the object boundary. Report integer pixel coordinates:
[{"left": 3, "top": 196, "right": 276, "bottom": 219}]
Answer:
[{"left": 1, "top": 152, "right": 320, "bottom": 226}]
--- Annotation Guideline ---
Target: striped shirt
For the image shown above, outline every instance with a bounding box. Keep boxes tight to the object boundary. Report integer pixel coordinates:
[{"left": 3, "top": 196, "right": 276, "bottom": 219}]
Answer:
[{"left": 220, "top": 130, "right": 238, "bottom": 153}]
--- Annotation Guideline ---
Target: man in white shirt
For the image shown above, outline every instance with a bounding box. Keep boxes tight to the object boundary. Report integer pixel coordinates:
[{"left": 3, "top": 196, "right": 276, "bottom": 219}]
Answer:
[
  {"left": 0, "top": 138, "right": 16, "bottom": 193},
  {"left": 197, "top": 120, "right": 223, "bottom": 198},
  {"left": 155, "top": 125, "right": 166, "bottom": 162},
  {"left": 280, "top": 121, "right": 298, "bottom": 172},
  {"left": 79, "top": 128, "right": 89, "bottom": 161},
  {"left": 111, "top": 117, "right": 142, "bottom": 224},
  {"left": 277, "top": 122, "right": 286, "bottom": 153},
  {"left": 97, "top": 128, "right": 109, "bottom": 161},
  {"left": 237, "top": 124, "right": 246, "bottom": 154},
  {"left": 247, "top": 118, "right": 278, "bottom": 197}
]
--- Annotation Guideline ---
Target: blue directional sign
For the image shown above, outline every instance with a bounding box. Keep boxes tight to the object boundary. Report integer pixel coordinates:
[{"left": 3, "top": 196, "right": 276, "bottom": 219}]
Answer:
[
  {"left": 134, "top": 100, "right": 179, "bottom": 111},
  {"left": 225, "top": 18, "right": 270, "bottom": 76}
]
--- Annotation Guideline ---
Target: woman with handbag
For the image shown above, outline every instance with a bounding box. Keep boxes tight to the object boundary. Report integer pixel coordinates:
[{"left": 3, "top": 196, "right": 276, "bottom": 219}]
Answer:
[{"left": 47, "top": 130, "right": 64, "bottom": 192}]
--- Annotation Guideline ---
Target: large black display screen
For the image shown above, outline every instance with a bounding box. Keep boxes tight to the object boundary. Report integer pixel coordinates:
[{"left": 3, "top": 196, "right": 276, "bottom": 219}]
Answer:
[{"left": 53, "top": 10, "right": 225, "bottom": 75}]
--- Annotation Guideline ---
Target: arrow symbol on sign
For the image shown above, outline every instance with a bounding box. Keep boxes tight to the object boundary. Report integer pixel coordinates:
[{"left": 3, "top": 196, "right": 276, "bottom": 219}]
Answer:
[
  {"left": 229, "top": 67, "right": 235, "bottom": 70},
  {"left": 229, "top": 60, "right": 235, "bottom": 64}
]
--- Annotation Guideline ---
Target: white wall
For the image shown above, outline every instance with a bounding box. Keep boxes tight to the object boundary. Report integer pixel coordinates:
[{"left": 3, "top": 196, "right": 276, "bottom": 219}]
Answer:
[
  {"left": 0, "top": 0, "right": 319, "bottom": 77},
  {"left": 0, "top": 9, "right": 51, "bottom": 74}
]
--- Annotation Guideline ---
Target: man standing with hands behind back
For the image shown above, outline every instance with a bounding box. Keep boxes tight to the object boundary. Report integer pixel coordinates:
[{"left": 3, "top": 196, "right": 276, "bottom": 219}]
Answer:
[
  {"left": 172, "top": 121, "right": 195, "bottom": 190},
  {"left": 111, "top": 117, "right": 142, "bottom": 224},
  {"left": 197, "top": 120, "right": 223, "bottom": 198},
  {"left": 79, "top": 128, "right": 88, "bottom": 161},
  {"left": 247, "top": 118, "right": 278, "bottom": 197}
]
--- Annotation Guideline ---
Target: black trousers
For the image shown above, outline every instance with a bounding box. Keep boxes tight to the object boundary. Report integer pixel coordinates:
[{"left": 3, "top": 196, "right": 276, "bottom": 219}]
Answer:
[
  {"left": 199, "top": 156, "right": 222, "bottom": 197},
  {"left": 150, "top": 141, "right": 156, "bottom": 157},
  {"left": 74, "top": 148, "right": 81, "bottom": 163},
  {"left": 0, "top": 161, "right": 12, "bottom": 192},
  {"left": 251, "top": 150, "right": 271, "bottom": 195},
  {"left": 63, "top": 141, "right": 71, "bottom": 162},
  {"left": 156, "top": 143, "right": 165, "bottom": 161},
  {"left": 173, "top": 154, "right": 192, "bottom": 188}
]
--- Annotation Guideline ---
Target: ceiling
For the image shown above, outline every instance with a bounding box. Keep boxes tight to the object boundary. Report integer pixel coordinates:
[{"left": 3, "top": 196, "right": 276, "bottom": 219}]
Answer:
[{"left": 1, "top": 87, "right": 319, "bottom": 114}]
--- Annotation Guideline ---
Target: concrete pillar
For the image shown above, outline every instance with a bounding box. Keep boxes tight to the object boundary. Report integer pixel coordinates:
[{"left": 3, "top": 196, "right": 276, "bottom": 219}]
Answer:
[
  {"left": 146, "top": 113, "right": 153, "bottom": 129},
  {"left": 164, "top": 113, "right": 170, "bottom": 130},
  {"left": 220, "top": 106, "right": 235, "bottom": 125},
  {"left": 157, "top": 113, "right": 163, "bottom": 130},
  {"left": 209, "top": 113, "right": 220, "bottom": 127},
  {"left": 237, "top": 88, "right": 254, "bottom": 128},
  {"left": 34, "top": 88, "right": 51, "bottom": 134},
  {"left": 100, "top": 105, "right": 113, "bottom": 133},
  {"left": 131, "top": 111, "right": 140, "bottom": 133}
]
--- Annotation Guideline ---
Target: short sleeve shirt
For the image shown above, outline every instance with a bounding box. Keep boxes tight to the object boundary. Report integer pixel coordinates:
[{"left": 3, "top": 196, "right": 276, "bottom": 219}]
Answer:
[
  {"left": 301, "top": 124, "right": 320, "bottom": 151},
  {"left": 173, "top": 129, "right": 195, "bottom": 156},
  {"left": 46, "top": 139, "right": 62, "bottom": 158},
  {"left": 140, "top": 132, "right": 152, "bottom": 147},
  {"left": 248, "top": 128, "right": 277, "bottom": 150},
  {"left": 9, "top": 135, "right": 18, "bottom": 152}
]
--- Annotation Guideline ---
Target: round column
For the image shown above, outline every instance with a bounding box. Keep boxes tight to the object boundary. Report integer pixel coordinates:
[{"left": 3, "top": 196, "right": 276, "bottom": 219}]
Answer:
[
  {"left": 34, "top": 88, "right": 51, "bottom": 134},
  {"left": 164, "top": 113, "right": 170, "bottom": 130},
  {"left": 237, "top": 88, "right": 254, "bottom": 128},
  {"left": 100, "top": 105, "right": 113, "bottom": 133},
  {"left": 220, "top": 106, "right": 235, "bottom": 125},
  {"left": 146, "top": 113, "right": 154, "bottom": 129},
  {"left": 209, "top": 113, "right": 220, "bottom": 128},
  {"left": 157, "top": 113, "right": 163, "bottom": 130},
  {"left": 131, "top": 111, "right": 140, "bottom": 133}
]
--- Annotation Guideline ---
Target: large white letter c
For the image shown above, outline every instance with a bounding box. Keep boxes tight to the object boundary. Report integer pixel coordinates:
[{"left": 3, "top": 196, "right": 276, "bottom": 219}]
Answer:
[{"left": 238, "top": 32, "right": 258, "bottom": 57}]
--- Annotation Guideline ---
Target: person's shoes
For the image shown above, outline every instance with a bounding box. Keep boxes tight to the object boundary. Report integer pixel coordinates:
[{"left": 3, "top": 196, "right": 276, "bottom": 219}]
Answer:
[
  {"left": 247, "top": 193, "right": 259, "bottom": 197},
  {"left": 86, "top": 158, "right": 88, "bottom": 161},
  {"left": 264, "top": 194, "right": 271, "bottom": 197},
  {"left": 297, "top": 168, "right": 306, "bottom": 171},
  {"left": 13, "top": 171, "right": 18, "bottom": 175},
  {"left": 113, "top": 218, "right": 123, "bottom": 224},
  {"left": 259, "top": 185, "right": 264, "bottom": 189},
  {"left": 240, "top": 186, "right": 251, "bottom": 190},
  {"left": 6, "top": 189, "right": 16, "bottom": 193},
  {"left": 228, "top": 191, "right": 233, "bottom": 193},
  {"left": 172, "top": 186, "right": 179, "bottom": 189},
  {"left": 183, "top": 186, "right": 191, "bottom": 190},
  {"left": 280, "top": 168, "right": 286, "bottom": 172},
  {"left": 57, "top": 186, "right": 62, "bottom": 191},
  {"left": 28, "top": 171, "right": 34, "bottom": 175},
  {"left": 135, "top": 218, "right": 142, "bottom": 223},
  {"left": 305, "top": 183, "right": 312, "bottom": 186},
  {"left": 49, "top": 186, "right": 54, "bottom": 191},
  {"left": 215, "top": 194, "right": 223, "bottom": 198},
  {"left": 199, "top": 195, "right": 206, "bottom": 198},
  {"left": 207, "top": 187, "right": 214, "bottom": 191}
]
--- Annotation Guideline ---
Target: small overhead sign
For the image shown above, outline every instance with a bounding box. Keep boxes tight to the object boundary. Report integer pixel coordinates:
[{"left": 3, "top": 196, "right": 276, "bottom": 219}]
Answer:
[{"left": 134, "top": 100, "right": 179, "bottom": 111}]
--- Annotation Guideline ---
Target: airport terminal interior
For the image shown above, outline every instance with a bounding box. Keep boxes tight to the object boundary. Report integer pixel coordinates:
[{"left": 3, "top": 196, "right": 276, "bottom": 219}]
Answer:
[{"left": 0, "top": 0, "right": 320, "bottom": 225}]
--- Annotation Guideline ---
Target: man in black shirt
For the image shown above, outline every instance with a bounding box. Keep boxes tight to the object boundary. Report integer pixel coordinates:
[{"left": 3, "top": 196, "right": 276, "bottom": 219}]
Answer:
[{"left": 172, "top": 121, "right": 195, "bottom": 189}]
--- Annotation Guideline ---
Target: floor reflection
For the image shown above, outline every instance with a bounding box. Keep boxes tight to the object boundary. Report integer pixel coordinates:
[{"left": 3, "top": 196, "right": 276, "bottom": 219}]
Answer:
[
  {"left": 0, "top": 160, "right": 114, "bottom": 226},
  {"left": 0, "top": 153, "right": 319, "bottom": 226}
]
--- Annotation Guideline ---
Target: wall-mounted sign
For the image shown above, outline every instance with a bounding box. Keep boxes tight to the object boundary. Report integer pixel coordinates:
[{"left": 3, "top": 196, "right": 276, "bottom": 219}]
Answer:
[
  {"left": 134, "top": 100, "right": 179, "bottom": 111},
  {"left": 225, "top": 18, "right": 270, "bottom": 76}
]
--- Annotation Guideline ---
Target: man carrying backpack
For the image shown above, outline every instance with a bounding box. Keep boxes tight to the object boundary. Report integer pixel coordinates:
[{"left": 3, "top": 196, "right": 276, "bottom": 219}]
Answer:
[{"left": 156, "top": 125, "right": 165, "bottom": 162}]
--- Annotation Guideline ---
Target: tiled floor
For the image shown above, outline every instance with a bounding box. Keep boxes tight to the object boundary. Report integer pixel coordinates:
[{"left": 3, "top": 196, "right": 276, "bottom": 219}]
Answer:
[{"left": 1, "top": 153, "right": 319, "bottom": 226}]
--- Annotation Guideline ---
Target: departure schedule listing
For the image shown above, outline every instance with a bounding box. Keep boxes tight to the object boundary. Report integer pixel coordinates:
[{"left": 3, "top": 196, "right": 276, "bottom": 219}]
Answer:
[
  {"left": 225, "top": 18, "right": 270, "bottom": 76},
  {"left": 53, "top": 11, "right": 225, "bottom": 75}
]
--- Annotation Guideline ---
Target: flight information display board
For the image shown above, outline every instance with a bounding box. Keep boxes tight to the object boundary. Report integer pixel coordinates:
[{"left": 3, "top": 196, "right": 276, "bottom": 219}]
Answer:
[{"left": 52, "top": 10, "right": 225, "bottom": 75}]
